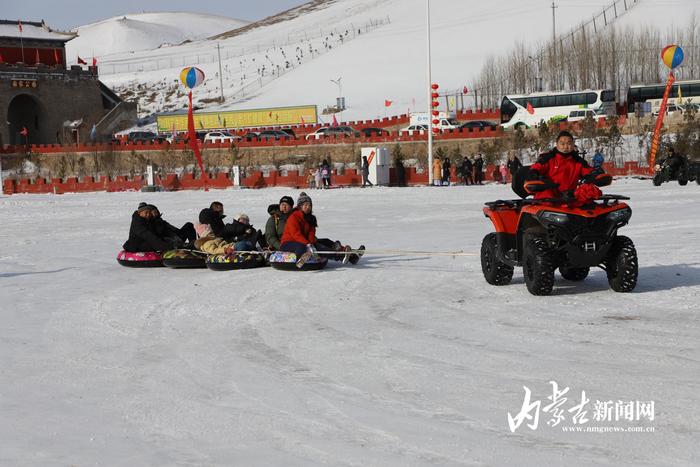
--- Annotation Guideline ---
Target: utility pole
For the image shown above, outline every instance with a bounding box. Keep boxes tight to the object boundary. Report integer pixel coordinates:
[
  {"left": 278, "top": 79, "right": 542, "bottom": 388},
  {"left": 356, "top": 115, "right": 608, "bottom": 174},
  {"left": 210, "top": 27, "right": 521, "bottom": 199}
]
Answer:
[
  {"left": 551, "top": 2, "right": 558, "bottom": 89},
  {"left": 217, "top": 43, "right": 224, "bottom": 103}
]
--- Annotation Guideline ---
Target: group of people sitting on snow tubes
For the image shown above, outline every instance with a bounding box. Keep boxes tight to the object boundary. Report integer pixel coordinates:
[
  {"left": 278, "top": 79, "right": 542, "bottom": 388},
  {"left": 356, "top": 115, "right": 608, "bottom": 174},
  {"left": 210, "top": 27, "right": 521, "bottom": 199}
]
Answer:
[{"left": 122, "top": 192, "right": 363, "bottom": 266}]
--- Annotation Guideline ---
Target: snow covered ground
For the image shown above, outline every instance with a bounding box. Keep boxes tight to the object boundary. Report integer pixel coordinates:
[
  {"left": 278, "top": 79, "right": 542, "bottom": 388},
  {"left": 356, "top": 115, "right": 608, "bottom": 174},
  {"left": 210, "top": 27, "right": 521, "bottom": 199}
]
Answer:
[{"left": 1, "top": 179, "right": 699, "bottom": 466}]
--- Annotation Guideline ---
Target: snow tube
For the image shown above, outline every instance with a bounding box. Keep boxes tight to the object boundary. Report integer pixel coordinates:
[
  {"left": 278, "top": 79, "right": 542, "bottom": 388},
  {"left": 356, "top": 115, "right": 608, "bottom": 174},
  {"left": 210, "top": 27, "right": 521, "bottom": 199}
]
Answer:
[
  {"left": 162, "top": 249, "right": 207, "bottom": 269},
  {"left": 117, "top": 250, "right": 163, "bottom": 268},
  {"left": 205, "top": 252, "right": 268, "bottom": 271},
  {"left": 269, "top": 251, "right": 328, "bottom": 271}
]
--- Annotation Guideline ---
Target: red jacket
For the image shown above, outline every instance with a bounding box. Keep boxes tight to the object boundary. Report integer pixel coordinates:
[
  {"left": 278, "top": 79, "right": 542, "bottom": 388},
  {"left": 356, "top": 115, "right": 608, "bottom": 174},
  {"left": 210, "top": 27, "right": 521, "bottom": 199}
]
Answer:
[
  {"left": 281, "top": 209, "right": 316, "bottom": 245},
  {"left": 530, "top": 150, "right": 593, "bottom": 199}
]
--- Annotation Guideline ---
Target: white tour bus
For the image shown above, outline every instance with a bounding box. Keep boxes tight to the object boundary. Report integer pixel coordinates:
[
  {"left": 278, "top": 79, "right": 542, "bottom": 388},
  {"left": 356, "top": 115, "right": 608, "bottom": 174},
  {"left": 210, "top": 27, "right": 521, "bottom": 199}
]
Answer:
[
  {"left": 626, "top": 79, "right": 700, "bottom": 114},
  {"left": 500, "top": 89, "right": 616, "bottom": 129}
]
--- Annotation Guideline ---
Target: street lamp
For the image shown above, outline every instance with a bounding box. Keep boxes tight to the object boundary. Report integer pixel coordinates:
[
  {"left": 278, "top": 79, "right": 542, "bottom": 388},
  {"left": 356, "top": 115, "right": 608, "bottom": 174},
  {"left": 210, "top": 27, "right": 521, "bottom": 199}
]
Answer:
[
  {"left": 330, "top": 77, "right": 343, "bottom": 121},
  {"left": 426, "top": 0, "right": 434, "bottom": 186}
]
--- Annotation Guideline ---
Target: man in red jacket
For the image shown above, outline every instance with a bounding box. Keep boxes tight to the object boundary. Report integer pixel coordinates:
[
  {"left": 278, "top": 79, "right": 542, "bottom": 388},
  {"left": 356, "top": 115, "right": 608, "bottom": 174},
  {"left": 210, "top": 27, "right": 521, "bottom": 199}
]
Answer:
[{"left": 529, "top": 131, "right": 600, "bottom": 203}]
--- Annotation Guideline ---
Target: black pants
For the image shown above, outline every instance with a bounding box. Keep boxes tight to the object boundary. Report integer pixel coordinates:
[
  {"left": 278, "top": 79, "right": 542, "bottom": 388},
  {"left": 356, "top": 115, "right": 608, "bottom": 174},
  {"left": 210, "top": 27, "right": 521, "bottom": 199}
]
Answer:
[{"left": 175, "top": 222, "right": 196, "bottom": 244}]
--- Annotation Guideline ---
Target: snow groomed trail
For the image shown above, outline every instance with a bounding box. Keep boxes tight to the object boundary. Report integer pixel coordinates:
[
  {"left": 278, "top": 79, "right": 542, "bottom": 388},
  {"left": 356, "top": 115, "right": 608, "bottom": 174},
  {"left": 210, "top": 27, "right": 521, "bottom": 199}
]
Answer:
[{"left": 0, "top": 180, "right": 698, "bottom": 466}]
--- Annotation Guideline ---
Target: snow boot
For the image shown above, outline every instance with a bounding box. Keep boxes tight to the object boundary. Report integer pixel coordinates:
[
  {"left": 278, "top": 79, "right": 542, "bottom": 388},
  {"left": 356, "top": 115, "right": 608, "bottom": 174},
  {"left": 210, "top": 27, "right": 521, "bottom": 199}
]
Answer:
[{"left": 349, "top": 245, "right": 365, "bottom": 264}]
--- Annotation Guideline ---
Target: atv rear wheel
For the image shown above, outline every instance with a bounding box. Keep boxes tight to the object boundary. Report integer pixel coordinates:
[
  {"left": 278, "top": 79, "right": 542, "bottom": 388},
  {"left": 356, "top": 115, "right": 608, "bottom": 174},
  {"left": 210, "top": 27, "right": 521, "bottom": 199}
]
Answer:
[
  {"left": 523, "top": 236, "right": 555, "bottom": 295},
  {"left": 679, "top": 178, "right": 688, "bottom": 186},
  {"left": 652, "top": 174, "right": 663, "bottom": 186},
  {"left": 559, "top": 266, "right": 590, "bottom": 281},
  {"left": 605, "top": 236, "right": 638, "bottom": 293},
  {"left": 481, "top": 233, "right": 514, "bottom": 285}
]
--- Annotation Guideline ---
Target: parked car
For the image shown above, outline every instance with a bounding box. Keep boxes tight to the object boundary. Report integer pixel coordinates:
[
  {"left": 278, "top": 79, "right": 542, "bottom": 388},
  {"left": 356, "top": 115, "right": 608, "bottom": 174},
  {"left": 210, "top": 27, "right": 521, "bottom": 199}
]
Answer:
[
  {"left": 567, "top": 109, "right": 603, "bottom": 122},
  {"left": 280, "top": 128, "right": 296, "bottom": 138},
  {"left": 203, "top": 131, "right": 240, "bottom": 143},
  {"left": 242, "top": 131, "right": 260, "bottom": 141},
  {"left": 165, "top": 133, "right": 189, "bottom": 144},
  {"left": 325, "top": 126, "right": 359, "bottom": 137},
  {"left": 400, "top": 124, "right": 428, "bottom": 136},
  {"left": 458, "top": 120, "right": 497, "bottom": 130},
  {"left": 258, "top": 130, "right": 292, "bottom": 141},
  {"left": 305, "top": 127, "right": 329, "bottom": 140},
  {"left": 127, "top": 131, "right": 165, "bottom": 143},
  {"left": 360, "top": 127, "right": 388, "bottom": 137}
]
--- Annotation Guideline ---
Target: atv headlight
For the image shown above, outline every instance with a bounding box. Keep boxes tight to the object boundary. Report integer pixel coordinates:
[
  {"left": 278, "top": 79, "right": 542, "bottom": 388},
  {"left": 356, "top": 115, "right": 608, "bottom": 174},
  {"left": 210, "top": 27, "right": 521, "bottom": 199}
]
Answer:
[
  {"left": 607, "top": 207, "right": 631, "bottom": 223},
  {"left": 540, "top": 211, "right": 569, "bottom": 224},
  {"left": 654, "top": 164, "right": 661, "bottom": 171}
]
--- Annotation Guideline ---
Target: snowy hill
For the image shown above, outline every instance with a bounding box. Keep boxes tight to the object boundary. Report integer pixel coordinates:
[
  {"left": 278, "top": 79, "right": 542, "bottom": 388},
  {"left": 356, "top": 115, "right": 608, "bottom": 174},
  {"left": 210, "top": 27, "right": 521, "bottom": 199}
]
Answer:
[
  {"left": 66, "top": 12, "right": 249, "bottom": 60},
  {"left": 94, "top": 0, "right": 698, "bottom": 120}
]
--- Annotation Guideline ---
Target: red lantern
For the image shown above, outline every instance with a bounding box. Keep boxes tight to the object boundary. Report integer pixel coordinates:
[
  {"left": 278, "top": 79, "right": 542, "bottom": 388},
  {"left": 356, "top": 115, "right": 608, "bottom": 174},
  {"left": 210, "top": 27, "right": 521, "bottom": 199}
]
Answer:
[
  {"left": 432, "top": 119, "right": 439, "bottom": 125},
  {"left": 431, "top": 92, "right": 439, "bottom": 99},
  {"left": 431, "top": 83, "right": 439, "bottom": 90},
  {"left": 431, "top": 101, "right": 439, "bottom": 107},
  {"left": 432, "top": 127, "right": 440, "bottom": 134},
  {"left": 432, "top": 110, "right": 439, "bottom": 116}
]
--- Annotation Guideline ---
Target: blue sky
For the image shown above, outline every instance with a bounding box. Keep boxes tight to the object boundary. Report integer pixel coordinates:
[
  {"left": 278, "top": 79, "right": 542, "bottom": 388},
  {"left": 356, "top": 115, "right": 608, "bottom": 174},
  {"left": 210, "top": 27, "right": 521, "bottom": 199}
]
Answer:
[{"left": 3, "top": 0, "right": 309, "bottom": 30}]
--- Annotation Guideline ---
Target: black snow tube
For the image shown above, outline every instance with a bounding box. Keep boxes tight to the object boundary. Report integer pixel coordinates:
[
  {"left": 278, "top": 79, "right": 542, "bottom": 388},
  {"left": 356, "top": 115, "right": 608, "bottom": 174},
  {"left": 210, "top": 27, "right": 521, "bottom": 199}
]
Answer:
[
  {"left": 205, "top": 253, "right": 268, "bottom": 271},
  {"left": 268, "top": 251, "right": 329, "bottom": 271},
  {"left": 162, "top": 249, "right": 207, "bottom": 269}
]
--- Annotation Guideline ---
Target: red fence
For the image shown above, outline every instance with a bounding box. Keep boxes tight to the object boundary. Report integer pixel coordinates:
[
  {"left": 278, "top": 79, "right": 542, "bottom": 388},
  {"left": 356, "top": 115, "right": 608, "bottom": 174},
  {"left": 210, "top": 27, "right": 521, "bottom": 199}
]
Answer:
[{"left": 2, "top": 161, "right": 649, "bottom": 195}]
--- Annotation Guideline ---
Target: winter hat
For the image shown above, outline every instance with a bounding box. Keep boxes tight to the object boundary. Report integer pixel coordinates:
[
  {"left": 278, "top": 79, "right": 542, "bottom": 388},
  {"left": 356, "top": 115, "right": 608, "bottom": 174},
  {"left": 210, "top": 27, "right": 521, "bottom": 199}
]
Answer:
[
  {"left": 267, "top": 203, "right": 280, "bottom": 215},
  {"left": 297, "top": 191, "right": 312, "bottom": 207},
  {"left": 237, "top": 213, "right": 249, "bottom": 223},
  {"left": 279, "top": 195, "right": 294, "bottom": 208},
  {"left": 137, "top": 203, "right": 150, "bottom": 213},
  {"left": 138, "top": 202, "right": 148, "bottom": 209}
]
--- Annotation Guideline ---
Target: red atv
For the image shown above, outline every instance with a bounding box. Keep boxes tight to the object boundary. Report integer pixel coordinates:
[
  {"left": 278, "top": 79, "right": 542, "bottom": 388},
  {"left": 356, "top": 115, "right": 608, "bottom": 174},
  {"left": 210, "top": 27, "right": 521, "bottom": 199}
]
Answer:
[{"left": 481, "top": 172, "right": 638, "bottom": 295}]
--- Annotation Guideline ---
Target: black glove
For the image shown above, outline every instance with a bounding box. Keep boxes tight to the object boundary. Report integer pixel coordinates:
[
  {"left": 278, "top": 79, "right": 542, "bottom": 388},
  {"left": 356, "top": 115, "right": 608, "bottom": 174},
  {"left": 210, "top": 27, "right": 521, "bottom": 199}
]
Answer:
[{"left": 562, "top": 190, "right": 576, "bottom": 202}]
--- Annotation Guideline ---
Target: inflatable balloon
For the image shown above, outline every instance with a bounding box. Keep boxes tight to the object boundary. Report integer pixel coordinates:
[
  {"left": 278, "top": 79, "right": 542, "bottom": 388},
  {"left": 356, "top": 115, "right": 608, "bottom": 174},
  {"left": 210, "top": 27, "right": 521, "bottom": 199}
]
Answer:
[
  {"left": 180, "top": 67, "right": 205, "bottom": 89},
  {"left": 661, "top": 45, "right": 684, "bottom": 69}
]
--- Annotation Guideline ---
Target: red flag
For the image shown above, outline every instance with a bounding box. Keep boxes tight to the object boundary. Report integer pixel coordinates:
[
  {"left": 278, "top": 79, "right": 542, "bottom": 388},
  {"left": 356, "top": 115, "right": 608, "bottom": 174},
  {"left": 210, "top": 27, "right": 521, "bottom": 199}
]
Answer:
[
  {"left": 35, "top": 48, "right": 40, "bottom": 64},
  {"left": 77, "top": 55, "right": 87, "bottom": 65},
  {"left": 53, "top": 48, "right": 60, "bottom": 64},
  {"left": 384, "top": 99, "right": 392, "bottom": 107},
  {"left": 92, "top": 56, "right": 97, "bottom": 67},
  {"left": 187, "top": 91, "right": 208, "bottom": 190},
  {"left": 268, "top": 111, "right": 272, "bottom": 118},
  {"left": 20, "top": 127, "right": 28, "bottom": 136},
  {"left": 300, "top": 116, "right": 305, "bottom": 124},
  {"left": 332, "top": 114, "right": 338, "bottom": 126},
  {"left": 526, "top": 102, "right": 534, "bottom": 114},
  {"left": 463, "top": 86, "right": 468, "bottom": 94},
  {"left": 18, "top": 20, "right": 23, "bottom": 33}
]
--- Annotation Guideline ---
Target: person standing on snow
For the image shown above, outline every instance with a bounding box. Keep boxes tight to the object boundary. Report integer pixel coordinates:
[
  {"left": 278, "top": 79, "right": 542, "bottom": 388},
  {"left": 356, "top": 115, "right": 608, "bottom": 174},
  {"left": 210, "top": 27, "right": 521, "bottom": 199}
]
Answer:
[
  {"left": 474, "top": 154, "right": 484, "bottom": 185},
  {"left": 432, "top": 156, "right": 443, "bottom": 186},
  {"left": 361, "top": 155, "right": 373, "bottom": 187}
]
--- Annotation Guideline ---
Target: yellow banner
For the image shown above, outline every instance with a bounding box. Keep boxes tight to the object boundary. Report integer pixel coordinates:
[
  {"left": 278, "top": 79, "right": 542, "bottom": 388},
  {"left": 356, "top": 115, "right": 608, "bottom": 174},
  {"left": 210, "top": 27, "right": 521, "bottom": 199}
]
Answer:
[{"left": 157, "top": 105, "right": 318, "bottom": 132}]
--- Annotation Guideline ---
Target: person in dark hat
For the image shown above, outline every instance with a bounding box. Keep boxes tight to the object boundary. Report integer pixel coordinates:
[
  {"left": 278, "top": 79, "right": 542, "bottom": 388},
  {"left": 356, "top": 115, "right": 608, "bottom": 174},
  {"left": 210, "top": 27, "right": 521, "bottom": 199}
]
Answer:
[
  {"left": 265, "top": 195, "right": 294, "bottom": 250},
  {"left": 122, "top": 203, "right": 173, "bottom": 252},
  {"left": 198, "top": 201, "right": 264, "bottom": 248}
]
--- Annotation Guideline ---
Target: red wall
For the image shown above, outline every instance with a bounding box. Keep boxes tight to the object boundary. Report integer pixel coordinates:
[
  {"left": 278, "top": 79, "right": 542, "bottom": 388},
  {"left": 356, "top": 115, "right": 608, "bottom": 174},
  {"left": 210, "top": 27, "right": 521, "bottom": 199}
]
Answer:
[{"left": 3, "top": 162, "right": 651, "bottom": 195}]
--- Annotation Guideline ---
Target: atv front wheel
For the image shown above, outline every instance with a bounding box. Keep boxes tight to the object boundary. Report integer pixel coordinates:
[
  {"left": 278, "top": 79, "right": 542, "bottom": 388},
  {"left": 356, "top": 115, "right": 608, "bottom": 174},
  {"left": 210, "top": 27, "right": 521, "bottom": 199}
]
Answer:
[
  {"left": 559, "top": 266, "right": 590, "bottom": 281},
  {"left": 605, "top": 236, "right": 638, "bottom": 293},
  {"left": 652, "top": 174, "right": 663, "bottom": 186},
  {"left": 481, "top": 233, "right": 514, "bottom": 285},
  {"left": 679, "top": 178, "right": 688, "bottom": 186},
  {"left": 523, "top": 236, "right": 555, "bottom": 295}
]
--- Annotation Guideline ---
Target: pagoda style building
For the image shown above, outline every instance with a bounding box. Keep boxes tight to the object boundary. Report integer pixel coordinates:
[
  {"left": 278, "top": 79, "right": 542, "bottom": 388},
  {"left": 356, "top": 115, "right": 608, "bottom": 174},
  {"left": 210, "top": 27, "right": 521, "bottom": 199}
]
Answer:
[{"left": 0, "top": 19, "right": 135, "bottom": 145}]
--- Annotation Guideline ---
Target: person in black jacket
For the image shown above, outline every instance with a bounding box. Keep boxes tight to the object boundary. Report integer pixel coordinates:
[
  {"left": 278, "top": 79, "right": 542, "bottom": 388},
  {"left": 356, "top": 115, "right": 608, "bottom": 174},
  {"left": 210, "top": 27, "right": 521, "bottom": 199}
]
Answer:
[
  {"left": 507, "top": 153, "right": 522, "bottom": 178},
  {"left": 474, "top": 154, "right": 484, "bottom": 185},
  {"left": 149, "top": 204, "right": 196, "bottom": 247},
  {"left": 442, "top": 157, "right": 451, "bottom": 186},
  {"left": 123, "top": 204, "right": 174, "bottom": 252},
  {"left": 461, "top": 157, "right": 473, "bottom": 185}
]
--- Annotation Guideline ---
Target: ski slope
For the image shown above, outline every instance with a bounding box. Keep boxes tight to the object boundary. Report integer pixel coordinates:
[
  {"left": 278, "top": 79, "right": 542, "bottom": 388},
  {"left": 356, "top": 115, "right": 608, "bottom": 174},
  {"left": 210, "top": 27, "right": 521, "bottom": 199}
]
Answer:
[
  {"left": 1, "top": 179, "right": 698, "bottom": 466},
  {"left": 92, "top": 0, "right": 699, "bottom": 120},
  {"left": 66, "top": 12, "right": 248, "bottom": 59}
]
